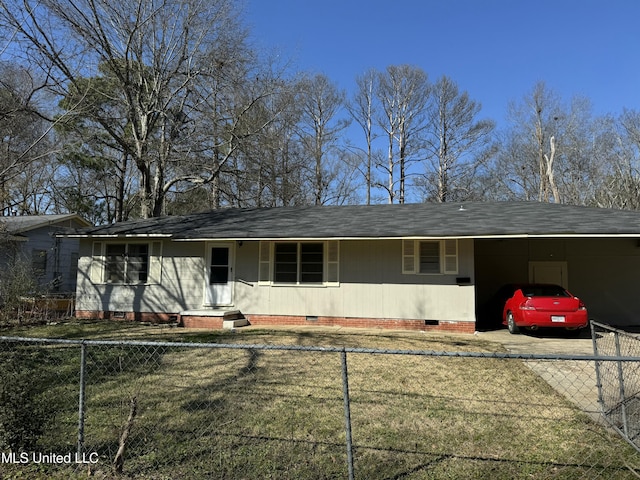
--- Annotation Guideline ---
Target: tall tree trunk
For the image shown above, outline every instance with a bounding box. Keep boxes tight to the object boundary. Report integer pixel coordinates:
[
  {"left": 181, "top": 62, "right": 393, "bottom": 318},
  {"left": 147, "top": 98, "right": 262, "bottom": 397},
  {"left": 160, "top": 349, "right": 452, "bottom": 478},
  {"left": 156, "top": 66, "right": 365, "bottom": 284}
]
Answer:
[
  {"left": 387, "top": 131, "right": 395, "bottom": 204},
  {"left": 315, "top": 135, "right": 323, "bottom": 205},
  {"left": 437, "top": 114, "right": 447, "bottom": 203},
  {"left": 399, "top": 128, "right": 406, "bottom": 204},
  {"left": 115, "top": 154, "right": 127, "bottom": 222},
  {"left": 545, "top": 136, "right": 560, "bottom": 203}
]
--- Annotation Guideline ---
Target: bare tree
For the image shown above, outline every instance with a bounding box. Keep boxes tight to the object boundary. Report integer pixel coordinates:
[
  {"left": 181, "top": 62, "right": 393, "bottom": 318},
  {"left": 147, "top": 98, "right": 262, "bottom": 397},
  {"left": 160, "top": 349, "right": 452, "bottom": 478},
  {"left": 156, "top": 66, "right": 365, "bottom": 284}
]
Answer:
[
  {"left": 420, "top": 75, "right": 495, "bottom": 202},
  {"left": 0, "top": 0, "right": 265, "bottom": 218},
  {"left": 529, "top": 83, "right": 561, "bottom": 202},
  {"left": 295, "top": 73, "right": 350, "bottom": 205},
  {"left": 594, "top": 110, "right": 640, "bottom": 210},
  {"left": 490, "top": 82, "right": 563, "bottom": 202},
  {"left": 347, "top": 69, "right": 379, "bottom": 205},
  {"left": 0, "top": 62, "right": 54, "bottom": 215},
  {"left": 375, "top": 65, "right": 429, "bottom": 204},
  {"left": 182, "top": 28, "right": 256, "bottom": 209},
  {"left": 552, "top": 98, "right": 608, "bottom": 206},
  {"left": 54, "top": 65, "right": 140, "bottom": 222},
  {"left": 237, "top": 78, "right": 308, "bottom": 207},
  {"left": 489, "top": 82, "right": 613, "bottom": 206}
]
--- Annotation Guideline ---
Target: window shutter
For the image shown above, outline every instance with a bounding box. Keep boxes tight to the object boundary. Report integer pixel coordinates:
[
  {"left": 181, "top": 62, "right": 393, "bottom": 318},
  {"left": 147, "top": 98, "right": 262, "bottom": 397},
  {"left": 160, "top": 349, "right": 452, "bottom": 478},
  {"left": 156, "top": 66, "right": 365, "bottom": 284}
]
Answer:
[
  {"left": 402, "top": 240, "right": 416, "bottom": 274},
  {"left": 148, "top": 241, "right": 163, "bottom": 284},
  {"left": 90, "top": 241, "right": 104, "bottom": 284},
  {"left": 258, "top": 241, "right": 271, "bottom": 284},
  {"left": 443, "top": 239, "right": 458, "bottom": 274},
  {"left": 326, "top": 240, "right": 339, "bottom": 284}
]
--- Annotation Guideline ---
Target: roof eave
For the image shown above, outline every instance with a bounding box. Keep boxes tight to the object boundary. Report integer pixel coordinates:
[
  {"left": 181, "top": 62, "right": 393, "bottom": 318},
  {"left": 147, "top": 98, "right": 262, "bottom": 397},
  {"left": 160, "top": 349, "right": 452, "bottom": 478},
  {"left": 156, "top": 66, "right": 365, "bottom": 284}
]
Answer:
[
  {"left": 69, "top": 233, "right": 640, "bottom": 241},
  {"left": 171, "top": 233, "right": 640, "bottom": 241},
  {"left": 59, "top": 233, "right": 173, "bottom": 239},
  {"left": 8, "top": 214, "right": 92, "bottom": 234}
]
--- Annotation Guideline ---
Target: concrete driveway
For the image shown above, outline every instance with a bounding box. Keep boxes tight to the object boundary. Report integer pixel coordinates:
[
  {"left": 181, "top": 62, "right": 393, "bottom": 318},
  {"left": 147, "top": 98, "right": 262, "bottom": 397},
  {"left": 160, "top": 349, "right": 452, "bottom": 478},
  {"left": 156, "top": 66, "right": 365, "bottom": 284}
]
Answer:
[
  {"left": 477, "top": 327, "right": 603, "bottom": 419},
  {"left": 475, "top": 327, "right": 596, "bottom": 356}
]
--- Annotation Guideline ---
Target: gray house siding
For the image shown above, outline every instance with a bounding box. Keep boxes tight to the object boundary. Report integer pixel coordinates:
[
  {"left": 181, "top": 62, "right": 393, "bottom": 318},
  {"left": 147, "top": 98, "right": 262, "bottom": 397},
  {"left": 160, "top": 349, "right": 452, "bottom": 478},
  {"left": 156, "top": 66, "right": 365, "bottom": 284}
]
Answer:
[
  {"left": 1, "top": 217, "right": 86, "bottom": 293},
  {"left": 76, "top": 234, "right": 640, "bottom": 330},
  {"left": 24, "top": 226, "right": 81, "bottom": 292},
  {"left": 231, "top": 239, "right": 474, "bottom": 323},
  {"left": 77, "top": 238, "right": 477, "bottom": 326},
  {"left": 76, "top": 239, "right": 205, "bottom": 314}
]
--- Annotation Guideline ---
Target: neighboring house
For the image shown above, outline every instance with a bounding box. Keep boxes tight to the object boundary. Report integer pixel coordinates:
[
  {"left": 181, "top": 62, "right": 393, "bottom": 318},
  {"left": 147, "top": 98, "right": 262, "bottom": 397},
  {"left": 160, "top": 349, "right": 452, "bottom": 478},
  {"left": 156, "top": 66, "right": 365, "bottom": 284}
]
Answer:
[
  {"left": 66, "top": 202, "right": 640, "bottom": 333},
  {"left": 1, "top": 214, "right": 91, "bottom": 293}
]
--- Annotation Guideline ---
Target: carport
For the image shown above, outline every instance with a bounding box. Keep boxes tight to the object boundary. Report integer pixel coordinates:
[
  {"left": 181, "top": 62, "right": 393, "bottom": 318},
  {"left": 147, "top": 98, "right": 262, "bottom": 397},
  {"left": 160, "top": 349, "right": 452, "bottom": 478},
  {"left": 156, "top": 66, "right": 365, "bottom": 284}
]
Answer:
[{"left": 474, "top": 234, "right": 640, "bottom": 330}]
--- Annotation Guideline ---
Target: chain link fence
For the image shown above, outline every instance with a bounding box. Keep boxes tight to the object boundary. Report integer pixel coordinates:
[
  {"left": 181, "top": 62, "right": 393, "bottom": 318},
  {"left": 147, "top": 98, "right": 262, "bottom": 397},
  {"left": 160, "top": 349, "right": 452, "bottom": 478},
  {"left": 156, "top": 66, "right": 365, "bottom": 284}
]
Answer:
[
  {"left": 592, "top": 321, "right": 640, "bottom": 452},
  {"left": 0, "top": 333, "right": 639, "bottom": 479}
]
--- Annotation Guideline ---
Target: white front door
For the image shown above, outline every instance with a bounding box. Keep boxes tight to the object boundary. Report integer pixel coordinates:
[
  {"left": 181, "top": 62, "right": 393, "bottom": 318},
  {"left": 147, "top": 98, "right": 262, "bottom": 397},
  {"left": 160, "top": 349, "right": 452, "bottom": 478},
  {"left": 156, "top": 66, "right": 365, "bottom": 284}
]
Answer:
[
  {"left": 204, "top": 244, "right": 233, "bottom": 306},
  {"left": 528, "top": 261, "right": 568, "bottom": 288}
]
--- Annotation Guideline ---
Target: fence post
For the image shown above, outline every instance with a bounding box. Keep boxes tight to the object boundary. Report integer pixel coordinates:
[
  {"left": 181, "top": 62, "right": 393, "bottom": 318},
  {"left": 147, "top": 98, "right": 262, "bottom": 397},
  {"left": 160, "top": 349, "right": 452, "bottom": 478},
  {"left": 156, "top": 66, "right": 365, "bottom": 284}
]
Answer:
[
  {"left": 341, "top": 349, "right": 355, "bottom": 480},
  {"left": 77, "top": 341, "right": 87, "bottom": 456},
  {"left": 590, "top": 321, "right": 606, "bottom": 413},
  {"left": 614, "top": 331, "right": 629, "bottom": 437}
]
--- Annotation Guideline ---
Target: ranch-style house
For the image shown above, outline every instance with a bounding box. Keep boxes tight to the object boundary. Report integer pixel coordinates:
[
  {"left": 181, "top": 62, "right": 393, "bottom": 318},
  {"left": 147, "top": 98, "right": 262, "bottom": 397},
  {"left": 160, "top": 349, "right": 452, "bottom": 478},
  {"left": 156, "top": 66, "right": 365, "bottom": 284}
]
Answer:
[{"left": 64, "top": 202, "right": 640, "bottom": 333}]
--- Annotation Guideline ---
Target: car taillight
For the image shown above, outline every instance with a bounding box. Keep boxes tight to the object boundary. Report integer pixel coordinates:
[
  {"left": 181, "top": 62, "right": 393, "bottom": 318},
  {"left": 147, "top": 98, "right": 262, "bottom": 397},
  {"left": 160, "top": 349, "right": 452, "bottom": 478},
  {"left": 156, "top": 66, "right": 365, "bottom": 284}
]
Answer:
[
  {"left": 578, "top": 300, "right": 586, "bottom": 311},
  {"left": 519, "top": 302, "right": 536, "bottom": 311}
]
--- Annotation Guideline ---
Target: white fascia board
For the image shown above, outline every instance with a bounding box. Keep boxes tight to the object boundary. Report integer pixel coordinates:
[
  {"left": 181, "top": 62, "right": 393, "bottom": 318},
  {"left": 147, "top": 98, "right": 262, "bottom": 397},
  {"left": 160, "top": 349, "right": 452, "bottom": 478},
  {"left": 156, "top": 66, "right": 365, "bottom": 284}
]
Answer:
[
  {"left": 172, "top": 234, "right": 531, "bottom": 242},
  {"left": 528, "top": 233, "right": 640, "bottom": 238},
  {"left": 58, "top": 233, "right": 173, "bottom": 239}
]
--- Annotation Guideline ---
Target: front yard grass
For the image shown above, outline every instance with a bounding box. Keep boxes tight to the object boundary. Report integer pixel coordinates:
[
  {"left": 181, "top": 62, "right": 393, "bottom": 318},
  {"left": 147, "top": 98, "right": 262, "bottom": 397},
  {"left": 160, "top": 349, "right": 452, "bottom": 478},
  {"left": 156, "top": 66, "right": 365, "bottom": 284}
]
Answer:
[{"left": 0, "top": 319, "right": 638, "bottom": 479}]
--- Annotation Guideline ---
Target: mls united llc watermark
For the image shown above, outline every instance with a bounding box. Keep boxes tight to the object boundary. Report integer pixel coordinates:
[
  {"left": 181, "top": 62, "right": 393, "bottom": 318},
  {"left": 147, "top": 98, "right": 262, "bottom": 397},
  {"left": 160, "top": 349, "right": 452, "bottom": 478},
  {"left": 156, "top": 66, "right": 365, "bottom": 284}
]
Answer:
[{"left": 1, "top": 451, "right": 99, "bottom": 464}]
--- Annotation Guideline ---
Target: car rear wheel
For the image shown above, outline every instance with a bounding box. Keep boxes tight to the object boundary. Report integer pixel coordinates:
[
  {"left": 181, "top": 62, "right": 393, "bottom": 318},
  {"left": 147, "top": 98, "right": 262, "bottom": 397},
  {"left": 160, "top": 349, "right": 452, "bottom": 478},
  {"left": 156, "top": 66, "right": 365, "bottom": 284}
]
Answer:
[{"left": 507, "top": 312, "right": 519, "bottom": 334}]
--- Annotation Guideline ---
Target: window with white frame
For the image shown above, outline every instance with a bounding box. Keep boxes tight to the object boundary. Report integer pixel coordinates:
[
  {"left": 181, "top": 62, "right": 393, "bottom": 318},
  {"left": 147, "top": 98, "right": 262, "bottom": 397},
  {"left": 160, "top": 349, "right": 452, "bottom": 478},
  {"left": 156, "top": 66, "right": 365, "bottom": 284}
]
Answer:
[
  {"left": 402, "top": 239, "right": 458, "bottom": 274},
  {"left": 105, "top": 243, "right": 149, "bottom": 284},
  {"left": 259, "top": 241, "right": 339, "bottom": 285},
  {"left": 90, "top": 241, "right": 163, "bottom": 285}
]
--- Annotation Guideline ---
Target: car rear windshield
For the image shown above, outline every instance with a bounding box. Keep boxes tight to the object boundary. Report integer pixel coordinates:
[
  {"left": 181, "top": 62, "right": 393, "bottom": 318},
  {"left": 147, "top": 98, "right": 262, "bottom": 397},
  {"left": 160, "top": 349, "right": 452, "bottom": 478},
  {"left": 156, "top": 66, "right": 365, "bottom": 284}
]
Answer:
[{"left": 521, "top": 285, "right": 570, "bottom": 297}]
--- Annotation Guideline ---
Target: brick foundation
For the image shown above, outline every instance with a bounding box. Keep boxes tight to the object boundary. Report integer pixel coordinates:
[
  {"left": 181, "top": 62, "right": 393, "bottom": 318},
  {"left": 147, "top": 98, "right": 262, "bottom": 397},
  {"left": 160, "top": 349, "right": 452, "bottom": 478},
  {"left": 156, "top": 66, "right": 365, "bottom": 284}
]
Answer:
[
  {"left": 75, "top": 310, "right": 477, "bottom": 334},
  {"left": 245, "top": 315, "right": 476, "bottom": 334},
  {"left": 180, "top": 316, "right": 224, "bottom": 329},
  {"left": 75, "top": 310, "right": 179, "bottom": 324}
]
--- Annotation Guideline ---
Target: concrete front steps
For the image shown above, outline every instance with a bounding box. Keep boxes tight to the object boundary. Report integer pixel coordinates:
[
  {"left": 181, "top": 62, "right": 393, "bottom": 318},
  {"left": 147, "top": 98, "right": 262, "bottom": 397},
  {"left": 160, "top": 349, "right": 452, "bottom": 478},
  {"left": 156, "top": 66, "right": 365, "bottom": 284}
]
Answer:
[
  {"left": 180, "top": 309, "right": 249, "bottom": 329},
  {"left": 221, "top": 310, "right": 249, "bottom": 329}
]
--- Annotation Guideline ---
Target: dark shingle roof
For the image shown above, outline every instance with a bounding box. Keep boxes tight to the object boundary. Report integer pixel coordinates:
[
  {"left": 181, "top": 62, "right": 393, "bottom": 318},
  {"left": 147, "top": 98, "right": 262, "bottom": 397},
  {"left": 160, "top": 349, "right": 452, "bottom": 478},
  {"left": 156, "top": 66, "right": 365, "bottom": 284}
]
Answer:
[
  {"left": 66, "top": 202, "right": 640, "bottom": 240},
  {"left": 2, "top": 214, "right": 91, "bottom": 234}
]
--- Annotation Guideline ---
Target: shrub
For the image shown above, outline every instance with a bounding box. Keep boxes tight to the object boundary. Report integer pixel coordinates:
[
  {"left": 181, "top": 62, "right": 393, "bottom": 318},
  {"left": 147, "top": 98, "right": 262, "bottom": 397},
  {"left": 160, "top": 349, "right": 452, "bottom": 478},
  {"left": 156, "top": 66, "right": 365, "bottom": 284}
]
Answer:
[
  {"left": 0, "top": 249, "right": 46, "bottom": 325},
  {"left": 0, "top": 346, "right": 58, "bottom": 452}
]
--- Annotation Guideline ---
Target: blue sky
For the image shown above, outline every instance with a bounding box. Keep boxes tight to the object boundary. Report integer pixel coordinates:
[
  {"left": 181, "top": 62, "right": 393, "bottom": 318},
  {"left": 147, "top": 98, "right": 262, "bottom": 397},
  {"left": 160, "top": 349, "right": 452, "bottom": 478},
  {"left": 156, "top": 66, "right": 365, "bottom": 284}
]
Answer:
[{"left": 244, "top": 0, "right": 640, "bottom": 128}]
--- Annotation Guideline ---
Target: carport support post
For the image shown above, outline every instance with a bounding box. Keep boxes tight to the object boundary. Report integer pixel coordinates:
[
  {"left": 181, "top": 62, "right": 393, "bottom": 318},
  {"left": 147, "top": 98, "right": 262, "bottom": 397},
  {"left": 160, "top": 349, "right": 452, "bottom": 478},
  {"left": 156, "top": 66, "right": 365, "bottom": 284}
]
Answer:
[
  {"left": 614, "top": 332, "right": 629, "bottom": 437},
  {"left": 341, "top": 349, "right": 355, "bottom": 480},
  {"left": 77, "top": 341, "right": 87, "bottom": 456}
]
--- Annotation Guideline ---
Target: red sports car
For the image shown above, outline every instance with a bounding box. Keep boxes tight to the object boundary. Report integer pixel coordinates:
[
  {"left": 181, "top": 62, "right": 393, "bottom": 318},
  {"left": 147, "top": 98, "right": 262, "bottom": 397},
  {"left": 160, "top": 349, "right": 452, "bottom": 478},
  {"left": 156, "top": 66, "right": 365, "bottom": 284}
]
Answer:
[{"left": 502, "top": 284, "right": 588, "bottom": 334}]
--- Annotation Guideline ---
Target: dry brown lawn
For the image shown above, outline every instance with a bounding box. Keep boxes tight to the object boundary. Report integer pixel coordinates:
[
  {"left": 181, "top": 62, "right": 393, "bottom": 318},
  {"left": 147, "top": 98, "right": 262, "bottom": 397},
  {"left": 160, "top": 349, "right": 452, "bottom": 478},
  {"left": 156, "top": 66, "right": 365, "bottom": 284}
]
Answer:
[{"left": 1, "top": 320, "right": 638, "bottom": 479}]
